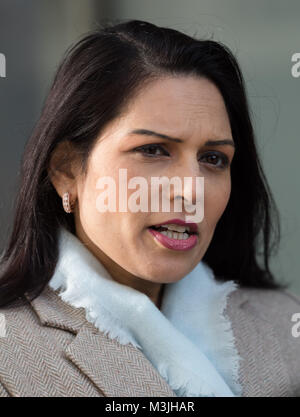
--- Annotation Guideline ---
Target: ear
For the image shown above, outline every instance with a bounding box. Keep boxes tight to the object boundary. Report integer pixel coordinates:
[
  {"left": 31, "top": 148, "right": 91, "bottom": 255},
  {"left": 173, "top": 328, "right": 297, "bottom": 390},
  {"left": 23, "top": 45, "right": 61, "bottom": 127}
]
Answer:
[{"left": 47, "top": 140, "right": 81, "bottom": 201}]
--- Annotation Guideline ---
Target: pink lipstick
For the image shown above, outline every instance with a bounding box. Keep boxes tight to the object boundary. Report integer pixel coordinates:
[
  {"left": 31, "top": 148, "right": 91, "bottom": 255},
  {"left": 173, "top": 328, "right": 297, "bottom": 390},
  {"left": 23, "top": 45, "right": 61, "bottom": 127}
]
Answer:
[{"left": 148, "top": 218, "right": 198, "bottom": 251}]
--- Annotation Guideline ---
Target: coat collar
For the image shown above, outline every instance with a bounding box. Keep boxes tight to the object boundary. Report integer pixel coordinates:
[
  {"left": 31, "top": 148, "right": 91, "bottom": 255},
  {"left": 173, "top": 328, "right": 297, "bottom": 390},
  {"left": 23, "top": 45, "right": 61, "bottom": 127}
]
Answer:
[
  {"left": 224, "top": 287, "right": 292, "bottom": 397},
  {"left": 26, "top": 283, "right": 291, "bottom": 397},
  {"left": 26, "top": 285, "right": 176, "bottom": 397}
]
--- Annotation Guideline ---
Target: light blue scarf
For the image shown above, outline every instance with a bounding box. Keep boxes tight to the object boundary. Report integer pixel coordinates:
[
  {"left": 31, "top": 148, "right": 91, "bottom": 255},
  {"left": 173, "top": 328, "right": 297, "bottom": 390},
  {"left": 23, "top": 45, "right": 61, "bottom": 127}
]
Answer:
[{"left": 49, "top": 226, "right": 243, "bottom": 397}]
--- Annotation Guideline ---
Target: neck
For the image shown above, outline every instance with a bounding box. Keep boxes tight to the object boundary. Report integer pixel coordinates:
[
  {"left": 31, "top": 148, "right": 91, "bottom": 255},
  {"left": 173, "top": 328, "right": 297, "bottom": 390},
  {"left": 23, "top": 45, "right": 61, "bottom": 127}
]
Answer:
[{"left": 74, "top": 224, "right": 164, "bottom": 309}]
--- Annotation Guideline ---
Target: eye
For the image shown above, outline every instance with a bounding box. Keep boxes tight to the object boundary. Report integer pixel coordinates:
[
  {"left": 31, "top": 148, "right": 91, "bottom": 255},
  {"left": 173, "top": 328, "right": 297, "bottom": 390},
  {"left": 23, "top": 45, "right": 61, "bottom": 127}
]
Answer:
[
  {"left": 132, "top": 143, "right": 170, "bottom": 157},
  {"left": 199, "top": 151, "right": 230, "bottom": 169}
]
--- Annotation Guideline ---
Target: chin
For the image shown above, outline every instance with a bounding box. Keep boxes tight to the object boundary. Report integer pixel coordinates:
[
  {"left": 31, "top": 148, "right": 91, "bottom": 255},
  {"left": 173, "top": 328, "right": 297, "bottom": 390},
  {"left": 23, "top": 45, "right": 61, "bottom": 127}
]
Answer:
[{"left": 137, "top": 264, "right": 190, "bottom": 284}]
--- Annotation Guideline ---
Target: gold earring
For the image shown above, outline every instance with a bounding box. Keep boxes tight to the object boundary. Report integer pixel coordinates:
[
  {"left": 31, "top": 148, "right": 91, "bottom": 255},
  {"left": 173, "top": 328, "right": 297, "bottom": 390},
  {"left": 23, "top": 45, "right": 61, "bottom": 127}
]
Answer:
[{"left": 62, "top": 192, "right": 75, "bottom": 213}]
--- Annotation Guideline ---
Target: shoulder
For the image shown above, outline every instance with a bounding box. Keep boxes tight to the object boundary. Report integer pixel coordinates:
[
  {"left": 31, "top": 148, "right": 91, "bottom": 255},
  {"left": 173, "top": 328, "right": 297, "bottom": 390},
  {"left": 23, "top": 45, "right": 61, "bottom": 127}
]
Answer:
[
  {"left": 0, "top": 297, "right": 38, "bottom": 342},
  {"left": 225, "top": 285, "right": 300, "bottom": 396},
  {"left": 0, "top": 296, "right": 41, "bottom": 339},
  {"left": 0, "top": 293, "right": 80, "bottom": 397},
  {"left": 0, "top": 296, "right": 46, "bottom": 361},
  {"left": 0, "top": 298, "right": 39, "bottom": 396},
  {"left": 226, "top": 285, "right": 300, "bottom": 346},
  {"left": 0, "top": 288, "right": 81, "bottom": 357},
  {"left": 227, "top": 285, "right": 300, "bottom": 323}
]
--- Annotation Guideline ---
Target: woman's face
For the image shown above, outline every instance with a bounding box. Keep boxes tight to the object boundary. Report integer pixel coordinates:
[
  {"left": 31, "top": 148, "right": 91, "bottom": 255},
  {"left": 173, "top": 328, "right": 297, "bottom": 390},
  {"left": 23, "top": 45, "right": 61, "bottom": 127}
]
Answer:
[{"left": 74, "top": 75, "right": 235, "bottom": 284}]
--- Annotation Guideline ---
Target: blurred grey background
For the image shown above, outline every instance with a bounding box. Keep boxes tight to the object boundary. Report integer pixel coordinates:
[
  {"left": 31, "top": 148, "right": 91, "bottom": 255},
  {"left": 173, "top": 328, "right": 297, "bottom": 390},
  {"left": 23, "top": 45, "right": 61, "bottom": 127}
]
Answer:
[{"left": 0, "top": 0, "right": 299, "bottom": 294}]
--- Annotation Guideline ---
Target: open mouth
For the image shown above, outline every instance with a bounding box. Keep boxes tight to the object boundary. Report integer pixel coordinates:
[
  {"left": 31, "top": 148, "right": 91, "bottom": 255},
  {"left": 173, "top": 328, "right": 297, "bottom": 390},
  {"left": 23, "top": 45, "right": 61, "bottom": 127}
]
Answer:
[
  {"left": 147, "top": 224, "right": 198, "bottom": 251},
  {"left": 148, "top": 225, "right": 197, "bottom": 236},
  {"left": 147, "top": 222, "right": 198, "bottom": 244}
]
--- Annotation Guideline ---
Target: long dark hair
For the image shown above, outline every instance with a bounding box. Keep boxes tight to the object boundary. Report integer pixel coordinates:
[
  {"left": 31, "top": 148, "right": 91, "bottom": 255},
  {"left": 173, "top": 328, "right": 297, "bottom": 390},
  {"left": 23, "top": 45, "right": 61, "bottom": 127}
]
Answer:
[{"left": 0, "top": 19, "right": 284, "bottom": 307}]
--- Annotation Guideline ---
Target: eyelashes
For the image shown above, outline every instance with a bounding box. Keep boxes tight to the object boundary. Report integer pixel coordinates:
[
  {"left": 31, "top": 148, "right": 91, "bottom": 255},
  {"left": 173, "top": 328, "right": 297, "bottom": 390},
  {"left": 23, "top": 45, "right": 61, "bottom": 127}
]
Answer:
[
  {"left": 132, "top": 143, "right": 230, "bottom": 169},
  {"left": 133, "top": 143, "right": 169, "bottom": 157},
  {"left": 198, "top": 152, "right": 230, "bottom": 169}
]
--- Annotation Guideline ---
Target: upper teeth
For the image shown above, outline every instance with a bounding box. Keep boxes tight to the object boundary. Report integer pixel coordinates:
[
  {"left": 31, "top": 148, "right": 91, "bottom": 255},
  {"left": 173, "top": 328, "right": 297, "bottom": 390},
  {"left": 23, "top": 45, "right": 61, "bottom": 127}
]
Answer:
[{"left": 160, "top": 224, "right": 190, "bottom": 233}]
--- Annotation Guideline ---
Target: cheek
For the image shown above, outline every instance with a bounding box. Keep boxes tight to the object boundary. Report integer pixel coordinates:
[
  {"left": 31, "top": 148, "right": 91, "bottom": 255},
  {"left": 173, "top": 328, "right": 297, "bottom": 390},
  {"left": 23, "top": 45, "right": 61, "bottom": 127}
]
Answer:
[
  {"left": 76, "top": 159, "right": 146, "bottom": 235},
  {"left": 204, "top": 176, "right": 231, "bottom": 228},
  {"left": 76, "top": 161, "right": 116, "bottom": 232}
]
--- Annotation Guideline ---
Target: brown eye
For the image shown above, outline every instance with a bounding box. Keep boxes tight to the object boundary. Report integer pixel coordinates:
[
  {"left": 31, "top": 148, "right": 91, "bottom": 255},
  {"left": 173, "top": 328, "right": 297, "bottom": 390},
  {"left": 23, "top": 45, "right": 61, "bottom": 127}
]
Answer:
[
  {"left": 133, "top": 144, "right": 170, "bottom": 157},
  {"left": 199, "top": 152, "right": 229, "bottom": 169}
]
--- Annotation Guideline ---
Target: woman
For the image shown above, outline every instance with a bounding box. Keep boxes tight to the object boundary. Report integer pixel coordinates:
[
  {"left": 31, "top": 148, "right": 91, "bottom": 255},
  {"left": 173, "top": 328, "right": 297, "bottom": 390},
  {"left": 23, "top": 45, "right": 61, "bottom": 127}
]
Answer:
[{"left": 0, "top": 19, "right": 299, "bottom": 397}]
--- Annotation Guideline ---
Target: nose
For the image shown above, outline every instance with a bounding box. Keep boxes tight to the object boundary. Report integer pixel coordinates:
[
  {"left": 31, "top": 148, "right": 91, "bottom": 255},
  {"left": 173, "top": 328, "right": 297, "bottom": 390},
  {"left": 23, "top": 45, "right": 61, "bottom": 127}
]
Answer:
[{"left": 169, "top": 158, "right": 204, "bottom": 213}]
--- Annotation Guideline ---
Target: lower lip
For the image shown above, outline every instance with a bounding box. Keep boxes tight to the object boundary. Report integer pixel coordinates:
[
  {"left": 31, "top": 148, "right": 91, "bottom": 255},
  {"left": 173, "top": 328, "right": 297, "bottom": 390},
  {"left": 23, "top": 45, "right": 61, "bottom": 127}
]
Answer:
[{"left": 148, "top": 228, "right": 198, "bottom": 251}]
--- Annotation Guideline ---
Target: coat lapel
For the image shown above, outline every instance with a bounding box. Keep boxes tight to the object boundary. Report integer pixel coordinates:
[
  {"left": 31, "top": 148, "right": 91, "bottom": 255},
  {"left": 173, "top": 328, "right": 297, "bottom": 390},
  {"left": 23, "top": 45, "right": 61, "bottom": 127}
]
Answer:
[
  {"left": 225, "top": 289, "right": 291, "bottom": 397},
  {"left": 28, "top": 285, "right": 176, "bottom": 397},
  {"left": 28, "top": 284, "right": 291, "bottom": 397}
]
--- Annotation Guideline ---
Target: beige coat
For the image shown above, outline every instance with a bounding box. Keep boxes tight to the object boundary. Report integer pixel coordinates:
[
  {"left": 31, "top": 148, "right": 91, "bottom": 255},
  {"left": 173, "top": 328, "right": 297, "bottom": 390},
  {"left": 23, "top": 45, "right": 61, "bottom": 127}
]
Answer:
[{"left": 0, "top": 284, "right": 300, "bottom": 397}]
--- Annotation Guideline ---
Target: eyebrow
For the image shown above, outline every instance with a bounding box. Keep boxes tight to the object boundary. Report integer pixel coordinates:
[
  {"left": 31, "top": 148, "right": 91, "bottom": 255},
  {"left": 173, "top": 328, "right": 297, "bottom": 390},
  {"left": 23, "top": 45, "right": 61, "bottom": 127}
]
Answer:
[{"left": 128, "top": 129, "right": 235, "bottom": 148}]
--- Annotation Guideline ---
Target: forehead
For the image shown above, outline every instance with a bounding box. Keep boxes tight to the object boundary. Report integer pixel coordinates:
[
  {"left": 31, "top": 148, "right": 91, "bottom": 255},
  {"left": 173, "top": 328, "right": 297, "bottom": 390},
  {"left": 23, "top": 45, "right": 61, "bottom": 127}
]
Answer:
[{"left": 117, "top": 75, "right": 232, "bottom": 139}]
